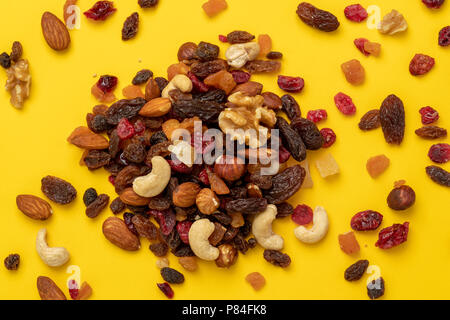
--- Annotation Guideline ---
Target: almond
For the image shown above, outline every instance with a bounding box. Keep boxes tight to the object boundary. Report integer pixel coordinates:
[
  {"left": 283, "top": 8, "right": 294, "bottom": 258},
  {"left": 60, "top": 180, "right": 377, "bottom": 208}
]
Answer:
[
  {"left": 139, "top": 98, "right": 172, "bottom": 117},
  {"left": 37, "top": 276, "right": 67, "bottom": 300},
  {"left": 145, "top": 78, "right": 161, "bottom": 101},
  {"left": 102, "top": 217, "right": 140, "bottom": 251},
  {"left": 16, "top": 195, "right": 52, "bottom": 220},
  {"left": 119, "top": 187, "right": 151, "bottom": 206},
  {"left": 172, "top": 182, "right": 201, "bottom": 207},
  {"left": 67, "top": 126, "right": 109, "bottom": 150},
  {"left": 41, "top": 11, "right": 71, "bottom": 51},
  {"left": 76, "top": 281, "right": 93, "bottom": 300}
]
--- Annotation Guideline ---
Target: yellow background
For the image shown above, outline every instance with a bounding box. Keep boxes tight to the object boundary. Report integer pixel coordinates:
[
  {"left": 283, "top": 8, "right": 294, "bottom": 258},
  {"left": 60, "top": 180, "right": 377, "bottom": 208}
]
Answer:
[{"left": 0, "top": 0, "right": 449, "bottom": 300}]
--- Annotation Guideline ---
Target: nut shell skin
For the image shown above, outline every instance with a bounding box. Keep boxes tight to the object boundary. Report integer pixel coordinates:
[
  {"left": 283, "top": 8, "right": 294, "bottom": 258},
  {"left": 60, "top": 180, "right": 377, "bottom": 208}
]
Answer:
[
  {"left": 387, "top": 185, "right": 416, "bottom": 210},
  {"left": 214, "top": 156, "right": 246, "bottom": 181}
]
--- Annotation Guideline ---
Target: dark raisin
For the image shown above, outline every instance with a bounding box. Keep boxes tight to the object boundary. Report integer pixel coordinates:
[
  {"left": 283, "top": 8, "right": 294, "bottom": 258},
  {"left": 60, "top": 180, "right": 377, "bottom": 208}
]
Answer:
[
  {"left": 426, "top": 166, "right": 450, "bottom": 187},
  {"left": 150, "top": 242, "right": 169, "bottom": 257},
  {"left": 190, "top": 59, "right": 228, "bottom": 78},
  {"left": 138, "top": 0, "right": 158, "bottom": 8},
  {"left": 122, "top": 12, "right": 139, "bottom": 41},
  {"left": 160, "top": 267, "right": 185, "bottom": 284},
  {"left": 415, "top": 126, "right": 447, "bottom": 139},
  {"left": 276, "top": 202, "right": 294, "bottom": 218},
  {"left": 149, "top": 131, "right": 168, "bottom": 145},
  {"left": 296, "top": 2, "right": 340, "bottom": 32},
  {"left": 263, "top": 250, "right": 291, "bottom": 268},
  {"left": 131, "top": 214, "right": 158, "bottom": 240},
  {"left": 351, "top": 210, "right": 383, "bottom": 231},
  {"left": 222, "top": 226, "right": 239, "bottom": 242},
  {"left": 104, "top": 162, "right": 123, "bottom": 175},
  {"left": 171, "top": 245, "right": 195, "bottom": 257},
  {"left": 123, "top": 142, "right": 146, "bottom": 164},
  {"left": 249, "top": 173, "right": 273, "bottom": 190},
  {"left": 86, "top": 194, "right": 110, "bottom": 218},
  {"left": 142, "top": 118, "right": 163, "bottom": 130},
  {"left": 110, "top": 197, "right": 125, "bottom": 214},
  {"left": 10, "top": 41, "right": 23, "bottom": 62},
  {"left": 41, "top": 176, "right": 77, "bottom": 204},
  {"left": 248, "top": 238, "right": 257, "bottom": 248},
  {"left": 114, "top": 165, "right": 142, "bottom": 194},
  {"left": 265, "top": 165, "right": 305, "bottom": 204},
  {"left": 290, "top": 117, "right": 323, "bottom": 150},
  {"left": 193, "top": 88, "right": 227, "bottom": 103},
  {"left": 106, "top": 98, "right": 147, "bottom": 125},
  {"left": 161, "top": 229, "right": 181, "bottom": 250},
  {"left": 84, "top": 150, "right": 111, "bottom": 169},
  {"left": 213, "top": 212, "right": 232, "bottom": 225},
  {"left": 154, "top": 77, "right": 169, "bottom": 92},
  {"left": 266, "top": 51, "right": 283, "bottom": 60},
  {"left": 146, "top": 141, "right": 171, "bottom": 165},
  {"left": 172, "top": 99, "right": 224, "bottom": 122},
  {"left": 126, "top": 205, "right": 149, "bottom": 215},
  {"left": 0, "top": 52, "right": 11, "bottom": 69},
  {"left": 380, "top": 94, "right": 405, "bottom": 145},
  {"left": 359, "top": 109, "right": 381, "bottom": 131},
  {"left": 83, "top": 188, "right": 98, "bottom": 206},
  {"left": 225, "top": 198, "right": 268, "bottom": 214},
  {"left": 375, "top": 222, "right": 409, "bottom": 249},
  {"left": 132, "top": 69, "right": 153, "bottom": 85},
  {"left": 245, "top": 60, "right": 281, "bottom": 73},
  {"left": 227, "top": 30, "right": 255, "bottom": 44},
  {"left": 4, "top": 254, "right": 20, "bottom": 271},
  {"left": 151, "top": 209, "right": 176, "bottom": 236},
  {"left": 230, "top": 187, "right": 247, "bottom": 199},
  {"left": 195, "top": 42, "right": 220, "bottom": 61},
  {"left": 123, "top": 212, "right": 139, "bottom": 236},
  {"left": 367, "top": 277, "right": 385, "bottom": 300},
  {"left": 148, "top": 196, "right": 171, "bottom": 211},
  {"left": 108, "top": 130, "right": 120, "bottom": 158},
  {"left": 233, "top": 234, "right": 249, "bottom": 254},
  {"left": 344, "top": 260, "right": 369, "bottom": 281},
  {"left": 277, "top": 117, "right": 307, "bottom": 161},
  {"left": 281, "top": 94, "right": 301, "bottom": 120},
  {"left": 89, "top": 114, "right": 111, "bottom": 133}
]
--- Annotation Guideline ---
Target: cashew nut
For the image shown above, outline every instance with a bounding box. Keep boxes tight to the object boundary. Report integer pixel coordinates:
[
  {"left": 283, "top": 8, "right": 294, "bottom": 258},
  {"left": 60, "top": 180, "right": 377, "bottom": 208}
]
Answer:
[
  {"left": 36, "top": 228, "right": 70, "bottom": 267},
  {"left": 132, "top": 156, "right": 171, "bottom": 198},
  {"left": 294, "top": 206, "right": 329, "bottom": 244},
  {"left": 225, "top": 42, "right": 260, "bottom": 69},
  {"left": 252, "top": 204, "right": 284, "bottom": 250},
  {"left": 161, "top": 74, "right": 193, "bottom": 99},
  {"left": 188, "top": 219, "right": 219, "bottom": 261},
  {"left": 168, "top": 140, "right": 196, "bottom": 167}
]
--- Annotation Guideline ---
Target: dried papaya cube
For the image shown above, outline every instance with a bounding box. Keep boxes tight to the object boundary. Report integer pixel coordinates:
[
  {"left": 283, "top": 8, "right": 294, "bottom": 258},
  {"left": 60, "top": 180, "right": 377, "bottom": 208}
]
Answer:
[
  {"left": 339, "top": 231, "right": 360, "bottom": 255},
  {"left": 315, "top": 153, "right": 340, "bottom": 178},
  {"left": 202, "top": 0, "right": 228, "bottom": 17}
]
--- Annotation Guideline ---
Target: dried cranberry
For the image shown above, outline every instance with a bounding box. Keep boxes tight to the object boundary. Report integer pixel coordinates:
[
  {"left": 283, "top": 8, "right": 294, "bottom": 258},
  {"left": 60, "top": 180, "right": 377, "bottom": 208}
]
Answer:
[
  {"left": 84, "top": 1, "right": 116, "bottom": 21},
  {"left": 334, "top": 92, "right": 356, "bottom": 115},
  {"left": 108, "top": 175, "right": 115, "bottom": 185},
  {"left": 351, "top": 210, "right": 383, "bottom": 231},
  {"left": 157, "top": 282, "right": 174, "bottom": 299},
  {"left": 438, "top": 26, "right": 450, "bottom": 46},
  {"left": 123, "top": 212, "right": 139, "bottom": 236},
  {"left": 320, "top": 128, "right": 336, "bottom": 148},
  {"left": 96, "top": 75, "right": 118, "bottom": 94},
  {"left": 422, "top": 0, "right": 445, "bottom": 9},
  {"left": 187, "top": 71, "right": 209, "bottom": 93},
  {"left": 176, "top": 221, "right": 193, "bottom": 244},
  {"left": 277, "top": 75, "right": 305, "bottom": 93},
  {"left": 419, "top": 106, "right": 439, "bottom": 125},
  {"left": 428, "top": 143, "right": 450, "bottom": 163},
  {"left": 218, "top": 35, "right": 228, "bottom": 42},
  {"left": 375, "top": 222, "right": 409, "bottom": 249},
  {"left": 231, "top": 70, "right": 251, "bottom": 84},
  {"left": 198, "top": 169, "right": 210, "bottom": 185},
  {"left": 354, "top": 38, "right": 370, "bottom": 56},
  {"left": 278, "top": 145, "right": 291, "bottom": 163},
  {"left": 149, "top": 209, "right": 176, "bottom": 236},
  {"left": 117, "top": 118, "right": 135, "bottom": 140},
  {"left": 307, "top": 109, "right": 328, "bottom": 123},
  {"left": 409, "top": 54, "right": 435, "bottom": 76},
  {"left": 68, "top": 279, "right": 79, "bottom": 300},
  {"left": 134, "top": 120, "right": 145, "bottom": 135},
  {"left": 344, "top": 4, "right": 368, "bottom": 22},
  {"left": 291, "top": 205, "right": 313, "bottom": 225},
  {"left": 167, "top": 159, "right": 193, "bottom": 174}
]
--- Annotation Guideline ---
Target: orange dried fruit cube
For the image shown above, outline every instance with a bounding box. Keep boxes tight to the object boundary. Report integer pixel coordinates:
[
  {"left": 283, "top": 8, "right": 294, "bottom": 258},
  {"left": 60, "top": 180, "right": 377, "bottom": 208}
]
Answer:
[
  {"left": 91, "top": 84, "right": 116, "bottom": 103},
  {"left": 315, "top": 153, "right": 340, "bottom": 178},
  {"left": 364, "top": 41, "right": 381, "bottom": 56},
  {"left": 300, "top": 159, "right": 313, "bottom": 188},
  {"left": 167, "top": 62, "right": 190, "bottom": 81},
  {"left": 341, "top": 59, "right": 365, "bottom": 85},
  {"left": 338, "top": 231, "right": 360, "bottom": 255},
  {"left": 258, "top": 34, "right": 272, "bottom": 57},
  {"left": 245, "top": 272, "right": 266, "bottom": 291},
  {"left": 366, "top": 154, "right": 390, "bottom": 178},
  {"left": 162, "top": 119, "right": 181, "bottom": 140},
  {"left": 204, "top": 70, "right": 236, "bottom": 94},
  {"left": 122, "top": 85, "right": 145, "bottom": 99},
  {"left": 202, "top": 0, "right": 228, "bottom": 17}
]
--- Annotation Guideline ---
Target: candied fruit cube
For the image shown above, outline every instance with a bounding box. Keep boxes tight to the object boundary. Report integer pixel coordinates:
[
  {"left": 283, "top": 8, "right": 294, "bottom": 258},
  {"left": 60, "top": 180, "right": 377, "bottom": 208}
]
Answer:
[
  {"left": 202, "top": 0, "right": 227, "bottom": 17},
  {"left": 341, "top": 59, "right": 365, "bottom": 85},
  {"left": 204, "top": 70, "right": 236, "bottom": 94},
  {"left": 258, "top": 34, "right": 272, "bottom": 57},
  {"left": 315, "top": 153, "right": 340, "bottom": 178},
  {"left": 300, "top": 159, "right": 313, "bottom": 188},
  {"left": 167, "top": 62, "right": 190, "bottom": 81},
  {"left": 122, "top": 85, "right": 145, "bottom": 99},
  {"left": 364, "top": 41, "right": 381, "bottom": 56},
  {"left": 366, "top": 155, "right": 390, "bottom": 178},
  {"left": 338, "top": 231, "right": 360, "bottom": 255}
]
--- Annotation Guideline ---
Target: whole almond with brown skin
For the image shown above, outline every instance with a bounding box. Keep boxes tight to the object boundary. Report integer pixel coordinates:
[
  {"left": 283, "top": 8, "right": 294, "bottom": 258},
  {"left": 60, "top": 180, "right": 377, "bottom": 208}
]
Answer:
[
  {"left": 172, "top": 182, "right": 201, "bottom": 207},
  {"left": 102, "top": 217, "right": 140, "bottom": 251},
  {"left": 120, "top": 187, "right": 151, "bottom": 206},
  {"left": 37, "top": 276, "right": 67, "bottom": 300},
  {"left": 230, "top": 81, "right": 263, "bottom": 96},
  {"left": 145, "top": 78, "right": 161, "bottom": 100},
  {"left": 139, "top": 98, "right": 171, "bottom": 117},
  {"left": 67, "top": 126, "right": 109, "bottom": 150},
  {"left": 16, "top": 195, "right": 52, "bottom": 220},
  {"left": 41, "top": 12, "right": 71, "bottom": 51}
]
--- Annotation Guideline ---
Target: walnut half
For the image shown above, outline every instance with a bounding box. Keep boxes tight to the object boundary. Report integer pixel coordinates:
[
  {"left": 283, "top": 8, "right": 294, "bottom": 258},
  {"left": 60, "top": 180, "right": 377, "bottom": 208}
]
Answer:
[{"left": 5, "top": 59, "right": 31, "bottom": 109}]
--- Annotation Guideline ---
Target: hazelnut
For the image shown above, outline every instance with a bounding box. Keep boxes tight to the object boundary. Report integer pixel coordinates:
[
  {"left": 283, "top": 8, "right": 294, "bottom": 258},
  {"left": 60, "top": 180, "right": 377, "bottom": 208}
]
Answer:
[
  {"left": 261, "top": 92, "right": 282, "bottom": 110},
  {"left": 207, "top": 172, "right": 230, "bottom": 195},
  {"left": 246, "top": 183, "right": 262, "bottom": 198},
  {"left": 214, "top": 156, "right": 246, "bottom": 181},
  {"left": 177, "top": 42, "right": 198, "bottom": 63},
  {"left": 215, "top": 244, "right": 238, "bottom": 268},
  {"left": 178, "top": 256, "right": 198, "bottom": 272},
  {"left": 172, "top": 182, "right": 201, "bottom": 207},
  {"left": 196, "top": 188, "right": 220, "bottom": 215},
  {"left": 387, "top": 185, "right": 415, "bottom": 210},
  {"left": 230, "top": 81, "right": 263, "bottom": 96}
]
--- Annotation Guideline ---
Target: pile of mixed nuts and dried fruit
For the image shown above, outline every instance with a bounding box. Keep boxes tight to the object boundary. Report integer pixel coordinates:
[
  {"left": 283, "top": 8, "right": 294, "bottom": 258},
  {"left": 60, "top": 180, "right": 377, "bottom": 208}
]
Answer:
[{"left": 5, "top": 0, "right": 450, "bottom": 300}]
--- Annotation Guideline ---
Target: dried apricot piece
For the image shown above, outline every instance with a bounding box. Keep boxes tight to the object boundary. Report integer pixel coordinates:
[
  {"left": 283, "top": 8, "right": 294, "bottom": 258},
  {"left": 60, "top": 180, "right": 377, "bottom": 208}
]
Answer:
[
  {"left": 245, "top": 272, "right": 266, "bottom": 291},
  {"left": 258, "top": 34, "right": 272, "bottom": 57},
  {"left": 338, "top": 231, "right": 360, "bottom": 255},
  {"left": 341, "top": 59, "right": 365, "bottom": 85},
  {"left": 204, "top": 70, "right": 236, "bottom": 94},
  {"left": 364, "top": 41, "right": 381, "bottom": 56},
  {"left": 315, "top": 152, "right": 340, "bottom": 178},
  {"left": 202, "top": 0, "right": 227, "bottom": 17},
  {"left": 122, "top": 85, "right": 145, "bottom": 99},
  {"left": 366, "top": 155, "right": 390, "bottom": 178}
]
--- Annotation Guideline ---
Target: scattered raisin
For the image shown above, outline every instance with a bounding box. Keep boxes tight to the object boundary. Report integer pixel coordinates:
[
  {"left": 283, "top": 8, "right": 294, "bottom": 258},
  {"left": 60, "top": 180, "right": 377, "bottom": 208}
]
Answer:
[
  {"left": 375, "top": 222, "right": 409, "bottom": 249},
  {"left": 160, "top": 267, "right": 185, "bottom": 284},
  {"left": 367, "top": 277, "right": 385, "bottom": 300},
  {"left": 150, "top": 242, "right": 169, "bottom": 257},
  {"left": 296, "top": 2, "right": 340, "bottom": 32},
  {"left": 10, "top": 41, "right": 23, "bottom": 62},
  {"left": 138, "top": 0, "right": 158, "bottom": 8},
  {"left": 0, "top": 52, "right": 11, "bottom": 69},
  {"left": 275, "top": 202, "right": 294, "bottom": 218},
  {"left": 132, "top": 69, "right": 153, "bottom": 85},
  {"left": 191, "top": 59, "right": 227, "bottom": 78},
  {"left": 281, "top": 94, "right": 301, "bottom": 120},
  {"left": 88, "top": 114, "right": 111, "bottom": 133},
  {"left": 84, "top": 150, "right": 111, "bottom": 169},
  {"left": 277, "top": 117, "right": 307, "bottom": 161},
  {"left": 226, "top": 198, "right": 268, "bottom": 215},
  {"left": 226, "top": 31, "right": 255, "bottom": 44},
  {"left": 172, "top": 99, "right": 224, "bottom": 122},
  {"left": 122, "top": 12, "right": 139, "bottom": 41},
  {"left": 344, "top": 260, "right": 369, "bottom": 281},
  {"left": 426, "top": 166, "right": 450, "bottom": 187},
  {"left": 83, "top": 188, "right": 98, "bottom": 206},
  {"left": 351, "top": 210, "right": 383, "bottom": 231},
  {"left": 123, "top": 142, "right": 146, "bottom": 164},
  {"left": 249, "top": 173, "right": 272, "bottom": 190},
  {"left": 86, "top": 194, "right": 110, "bottom": 218},
  {"left": 266, "top": 51, "right": 283, "bottom": 60},
  {"left": 290, "top": 117, "right": 323, "bottom": 150},
  {"left": 245, "top": 60, "right": 281, "bottom": 73},
  {"left": 154, "top": 77, "right": 169, "bottom": 92},
  {"left": 263, "top": 250, "right": 291, "bottom": 268},
  {"left": 148, "top": 197, "right": 171, "bottom": 211},
  {"left": 415, "top": 126, "right": 447, "bottom": 139},
  {"left": 359, "top": 110, "right": 380, "bottom": 131},
  {"left": 110, "top": 197, "right": 125, "bottom": 214},
  {"left": 379, "top": 94, "right": 405, "bottom": 145},
  {"left": 195, "top": 42, "right": 220, "bottom": 62},
  {"left": 265, "top": 165, "right": 305, "bottom": 204},
  {"left": 4, "top": 254, "right": 20, "bottom": 271},
  {"left": 41, "top": 176, "right": 77, "bottom": 204},
  {"left": 106, "top": 98, "right": 146, "bottom": 125},
  {"left": 123, "top": 212, "right": 139, "bottom": 236},
  {"left": 131, "top": 214, "right": 158, "bottom": 240}
]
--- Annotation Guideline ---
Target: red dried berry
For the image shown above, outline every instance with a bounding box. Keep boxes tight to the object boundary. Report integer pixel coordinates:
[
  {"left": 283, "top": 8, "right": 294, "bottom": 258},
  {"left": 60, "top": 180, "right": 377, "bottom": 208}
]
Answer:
[
  {"left": 277, "top": 75, "right": 305, "bottom": 93},
  {"left": 84, "top": 1, "right": 117, "bottom": 21},
  {"left": 198, "top": 169, "right": 210, "bottom": 185},
  {"left": 149, "top": 209, "right": 176, "bottom": 236},
  {"left": 375, "top": 222, "right": 409, "bottom": 249},
  {"left": 419, "top": 106, "right": 439, "bottom": 125},
  {"left": 334, "top": 92, "right": 356, "bottom": 115},
  {"left": 218, "top": 35, "right": 228, "bottom": 42},
  {"left": 231, "top": 70, "right": 251, "bottom": 84},
  {"left": 320, "top": 128, "right": 336, "bottom": 148},
  {"left": 278, "top": 145, "right": 291, "bottom": 163},
  {"left": 422, "top": 0, "right": 445, "bottom": 9},
  {"left": 108, "top": 175, "right": 115, "bottom": 185},
  {"left": 123, "top": 212, "right": 139, "bottom": 236},
  {"left": 117, "top": 118, "right": 135, "bottom": 140},
  {"left": 134, "top": 120, "right": 145, "bottom": 135},
  {"left": 344, "top": 4, "right": 368, "bottom": 22},
  {"left": 409, "top": 54, "right": 435, "bottom": 76},
  {"left": 187, "top": 71, "right": 209, "bottom": 93},
  {"left": 176, "top": 221, "right": 193, "bottom": 244},
  {"left": 291, "top": 205, "right": 313, "bottom": 225},
  {"left": 307, "top": 109, "right": 328, "bottom": 123},
  {"left": 351, "top": 210, "right": 383, "bottom": 231},
  {"left": 157, "top": 282, "right": 174, "bottom": 299},
  {"left": 439, "top": 26, "right": 450, "bottom": 47},
  {"left": 354, "top": 38, "right": 370, "bottom": 56},
  {"left": 428, "top": 143, "right": 450, "bottom": 163},
  {"left": 96, "top": 75, "right": 118, "bottom": 94},
  {"left": 167, "top": 159, "right": 193, "bottom": 174},
  {"left": 68, "top": 279, "right": 79, "bottom": 300}
]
